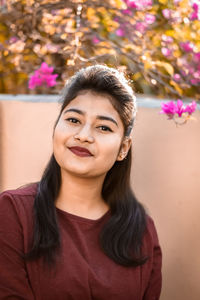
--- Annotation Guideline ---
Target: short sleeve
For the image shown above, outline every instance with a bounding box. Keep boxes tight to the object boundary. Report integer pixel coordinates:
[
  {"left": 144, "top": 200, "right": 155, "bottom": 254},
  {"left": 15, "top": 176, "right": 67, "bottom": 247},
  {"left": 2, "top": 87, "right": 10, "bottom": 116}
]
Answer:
[
  {"left": 0, "top": 191, "right": 35, "bottom": 299},
  {"left": 143, "top": 217, "right": 162, "bottom": 300}
]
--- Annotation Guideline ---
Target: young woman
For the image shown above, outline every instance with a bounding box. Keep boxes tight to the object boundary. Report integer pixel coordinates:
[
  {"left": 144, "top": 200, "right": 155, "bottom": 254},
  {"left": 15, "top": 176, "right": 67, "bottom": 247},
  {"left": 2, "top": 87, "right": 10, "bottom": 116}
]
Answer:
[{"left": 0, "top": 65, "right": 162, "bottom": 300}]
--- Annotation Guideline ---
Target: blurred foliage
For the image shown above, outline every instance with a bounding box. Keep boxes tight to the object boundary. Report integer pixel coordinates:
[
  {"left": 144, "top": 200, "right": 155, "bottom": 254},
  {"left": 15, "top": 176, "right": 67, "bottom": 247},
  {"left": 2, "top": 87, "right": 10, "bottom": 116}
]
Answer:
[{"left": 0, "top": 0, "right": 200, "bottom": 99}]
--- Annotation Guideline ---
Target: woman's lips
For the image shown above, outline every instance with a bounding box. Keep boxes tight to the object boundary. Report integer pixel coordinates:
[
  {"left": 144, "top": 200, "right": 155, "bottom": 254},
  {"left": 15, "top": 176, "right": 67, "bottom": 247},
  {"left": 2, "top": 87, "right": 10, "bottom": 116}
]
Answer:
[{"left": 69, "top": 146, "right": 93, "bottom": 157}]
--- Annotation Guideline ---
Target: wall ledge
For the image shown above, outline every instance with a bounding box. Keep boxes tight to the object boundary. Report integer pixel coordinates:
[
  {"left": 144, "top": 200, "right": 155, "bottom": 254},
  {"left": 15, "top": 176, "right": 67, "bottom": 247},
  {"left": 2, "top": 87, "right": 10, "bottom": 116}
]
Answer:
[{"left": 0, "top": 94, "right": 199, "bottom": 109}]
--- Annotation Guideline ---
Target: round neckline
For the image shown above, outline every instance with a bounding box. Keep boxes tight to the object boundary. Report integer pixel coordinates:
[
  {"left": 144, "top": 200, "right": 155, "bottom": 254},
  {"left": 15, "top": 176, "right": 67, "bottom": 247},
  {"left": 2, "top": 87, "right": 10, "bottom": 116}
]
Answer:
[{"left": 56, "top": 207, "right": 111, "bottom": 224}]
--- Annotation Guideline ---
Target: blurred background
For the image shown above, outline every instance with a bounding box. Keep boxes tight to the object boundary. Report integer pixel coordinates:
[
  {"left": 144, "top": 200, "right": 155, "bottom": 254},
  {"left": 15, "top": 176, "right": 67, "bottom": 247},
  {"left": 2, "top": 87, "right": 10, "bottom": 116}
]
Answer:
[
  {"left": 0, "top": 0, "right": 200, "bottom": 98},
  {"left": 0, "top": 1, "right": 200, "bottom": 300}
]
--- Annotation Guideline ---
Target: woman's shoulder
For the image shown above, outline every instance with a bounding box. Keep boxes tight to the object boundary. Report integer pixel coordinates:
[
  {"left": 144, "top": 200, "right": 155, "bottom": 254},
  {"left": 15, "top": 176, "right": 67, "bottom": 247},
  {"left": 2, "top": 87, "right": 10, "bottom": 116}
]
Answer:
[
  {"left": 0, "top": 183, "right": 38, "bottom": 256},
  {"left": 0, "top": 182, "right": 38, "bottom": 224},
  {"left": 143, "top": 214, "right": 161, "bottom": 249},
  {"left": 1, "top": 182, "right": 38, "bottom": 197}
]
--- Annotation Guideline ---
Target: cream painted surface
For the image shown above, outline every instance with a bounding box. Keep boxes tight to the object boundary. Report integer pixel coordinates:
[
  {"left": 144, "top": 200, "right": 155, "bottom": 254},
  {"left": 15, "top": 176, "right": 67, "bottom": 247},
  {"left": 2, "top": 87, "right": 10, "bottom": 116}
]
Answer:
[
  {"left": 0, "top": 100, "right": 200, "bottom": 300},
  {"left": 0, "top": 101, "right": 60, "bottom": 190}
]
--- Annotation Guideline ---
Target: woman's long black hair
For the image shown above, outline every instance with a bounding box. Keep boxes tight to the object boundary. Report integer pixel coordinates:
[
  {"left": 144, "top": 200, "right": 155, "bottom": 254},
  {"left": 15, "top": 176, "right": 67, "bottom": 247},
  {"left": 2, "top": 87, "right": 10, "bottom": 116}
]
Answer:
[{"left": 24, "top": 65, "right": 148, "bottom": 267}]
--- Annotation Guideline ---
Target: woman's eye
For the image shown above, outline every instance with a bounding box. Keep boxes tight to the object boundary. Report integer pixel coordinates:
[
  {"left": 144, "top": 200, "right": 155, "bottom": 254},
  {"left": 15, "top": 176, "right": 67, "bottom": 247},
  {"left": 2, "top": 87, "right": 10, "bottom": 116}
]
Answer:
[
  {"left": 98, "top": 125, "right": 112, "bottom": 132},
  {"left": 66, "top": 118, "right": 80, "bottom": 124}
]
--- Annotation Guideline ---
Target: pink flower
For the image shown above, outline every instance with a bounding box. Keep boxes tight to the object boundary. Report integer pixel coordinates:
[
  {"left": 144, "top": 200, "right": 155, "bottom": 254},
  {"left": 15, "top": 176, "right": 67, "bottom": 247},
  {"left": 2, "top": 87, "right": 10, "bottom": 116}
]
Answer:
[
  {"left": 28, "top": 62, "right": 58, "bottom": 90},
  {"left": 135, "top": 22, "right": 148, "bottom": 33},
  {"left": 162, "top": 35, "right": 173, "bottom": 43},
  {"left": 161, "top": 47, "right": 172, "bottom": 57},
  {"left": 9, "top": 36, "right": 18, "bottom": 44},
  {"left": 173, "top": 73, "right": 181, "bottom": 81},
  {"left": 160, "top": 99, "right": 196, "bottom": 118},
  {"left": 126, "top": 0, "right": 152, "bottom": 10},
  {"left": 28, "top": 75, "right": 43, "bottom": 89},
  {"left": 159, "top": 101, "right": 177, "bottom": 118},
  {"left": 193, "top": 71, "right": 200, "bottom": 79},
  {"left": 190, "top": 11, "right": 198, "bottom": 20},
  {"left": 180, "top": 42, "right": 194, "bottom": 52},
  {"left": 162, "top": 9, "right": 172, "bottom": 19},
  {"left": 190, "top": 3, "right": 199, "bottom": 20},
  {"left": 175, "top": 99, "right": 185, "bottom": 117},
  {"left": 125, "top": 0, "right": 137, "bottom": 9},
  {"left": 145, "top": 13, "right": 156, "bottom": 24},
  {"left": 122, "top": 9, "right": 132, "bottom": 15},
  {"left": 190, "top": 78, "right": 200, "bottom": 85},
  {"left": 92, "top": 36, "right": 100, "bottom": 44},
  {"left": 116, "top": 28, "right": 125, "bottom": 37},
  {"left": 40, "top": 62, "right": 54, "bottom": 74},
  {"left": 184, "top": 101, "right": 197, "bottom": 115},
  {"left": 194, "top": 52, "right": 200, "bottom": 61},
  {"left": 193, "top": 3, "right": 199, "bottom": 11}
]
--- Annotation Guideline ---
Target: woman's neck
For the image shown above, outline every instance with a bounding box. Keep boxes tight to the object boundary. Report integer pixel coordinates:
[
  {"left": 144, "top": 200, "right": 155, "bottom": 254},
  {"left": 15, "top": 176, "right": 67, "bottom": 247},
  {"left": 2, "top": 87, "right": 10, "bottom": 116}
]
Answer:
[{"left": 55, "top": 170, "right": 109, "bottom": 218}]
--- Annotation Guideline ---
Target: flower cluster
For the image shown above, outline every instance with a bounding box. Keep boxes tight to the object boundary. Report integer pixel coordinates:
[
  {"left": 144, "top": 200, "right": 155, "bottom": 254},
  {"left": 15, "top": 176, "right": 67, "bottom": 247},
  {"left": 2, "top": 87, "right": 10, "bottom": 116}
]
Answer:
[
  {"left": 115, "top": 0, "right": 155, "bottom": 36},
  {"left": 190, "top": 2, "right": 200, "bottom": 20},
  {"left": 28, "top": 62, "right": 58, "bottom": 90},
  {"left": 124, "top": 0, "right": 153, "bottom": 10},
  {"left": 159, "top": 37, "right": 200, "bottom": 86},
  {"left": 160, "top": 100, "right": 197, "bottom": 125}
]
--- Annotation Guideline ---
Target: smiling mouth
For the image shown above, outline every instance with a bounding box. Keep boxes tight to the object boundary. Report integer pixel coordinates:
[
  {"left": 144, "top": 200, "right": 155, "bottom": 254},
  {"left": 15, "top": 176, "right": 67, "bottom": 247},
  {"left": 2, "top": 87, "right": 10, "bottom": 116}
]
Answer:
[{"left": 68, "top": 147, "right": 93, "bottom": 157}]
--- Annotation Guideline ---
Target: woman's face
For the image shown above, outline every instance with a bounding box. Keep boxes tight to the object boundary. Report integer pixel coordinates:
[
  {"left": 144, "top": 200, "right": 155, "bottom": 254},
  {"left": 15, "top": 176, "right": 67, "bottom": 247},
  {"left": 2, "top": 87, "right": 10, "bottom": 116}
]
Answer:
[{"left": 53, "top": 90, "right": 131, "bottom": 179}]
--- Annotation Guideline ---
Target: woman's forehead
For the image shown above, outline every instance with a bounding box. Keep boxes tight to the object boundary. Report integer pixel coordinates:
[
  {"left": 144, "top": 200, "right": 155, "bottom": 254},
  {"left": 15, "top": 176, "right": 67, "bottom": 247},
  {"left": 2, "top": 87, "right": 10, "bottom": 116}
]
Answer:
[{"left": 63, "top": 91, "right": 120, "bottom": 117}]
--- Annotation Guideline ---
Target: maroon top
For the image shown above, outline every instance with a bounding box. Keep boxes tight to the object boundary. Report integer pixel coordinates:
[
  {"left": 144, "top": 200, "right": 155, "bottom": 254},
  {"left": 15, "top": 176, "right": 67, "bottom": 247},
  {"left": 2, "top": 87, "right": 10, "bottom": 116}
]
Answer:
[{"left": 0, "top": 183, "right": 162, "bottom": 300}]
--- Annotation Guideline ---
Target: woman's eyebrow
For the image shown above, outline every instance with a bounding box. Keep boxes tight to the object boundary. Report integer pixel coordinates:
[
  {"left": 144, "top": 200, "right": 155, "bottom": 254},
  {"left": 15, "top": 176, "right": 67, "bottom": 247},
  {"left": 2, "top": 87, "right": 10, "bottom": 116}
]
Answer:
[
  {"left": 64, "top": 108, "right": 83, "bottom": 115},
  {"left": 96, "top": 115, "right": 118, "bottom": 127},
  {"left": 64, "top": 108, "right": 118, "bottom": 127}
]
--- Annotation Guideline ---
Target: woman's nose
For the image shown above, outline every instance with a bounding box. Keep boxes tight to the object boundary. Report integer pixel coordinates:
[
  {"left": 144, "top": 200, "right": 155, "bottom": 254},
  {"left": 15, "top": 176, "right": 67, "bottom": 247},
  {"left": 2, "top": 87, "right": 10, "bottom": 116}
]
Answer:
[{"left": 74, "top": 124, "right": 94, "bottom": 143}]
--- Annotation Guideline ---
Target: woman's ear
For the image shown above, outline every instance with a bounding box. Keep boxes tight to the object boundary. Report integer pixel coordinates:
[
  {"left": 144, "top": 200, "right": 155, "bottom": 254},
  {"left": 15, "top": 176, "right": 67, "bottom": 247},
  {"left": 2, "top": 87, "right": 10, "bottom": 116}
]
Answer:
[{"left": 117, "top": 136, "right": 132, "bottom": 161}]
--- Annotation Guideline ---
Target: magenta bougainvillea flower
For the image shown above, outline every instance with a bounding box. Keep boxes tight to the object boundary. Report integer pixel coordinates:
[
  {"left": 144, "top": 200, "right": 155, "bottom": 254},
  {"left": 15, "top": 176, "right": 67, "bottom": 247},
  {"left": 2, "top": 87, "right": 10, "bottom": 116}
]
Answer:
[
  {"left": 92, "top": 36, "right": 100, "bottom": 44},
  {"left": 160, "top": 99, "right": 197, "bottom": 123},
  {"left": 124, "top": 0, "right": 152, "bottom": 10},
  {"left": 184, "top": 101, "right": 197, "bottom": 115},
  {"left": 176, "top": 99, "right": 186, "bottom": 117},
  {"left": 122, "top": 9, "right": 132, "bottom": 15},
  {"left": 135, "top": 22, "right": 148, "bottom": 33},
  {"left": 145, "top": 13, "right": 156, "bottom": 24},
  {"left": 161, "top": 47, "right": 172, "bottom": 57},
  {"left": 180, "top": 42, "right": 194, "bottom": 52},
  {"left": 173, "top": 73, "right": 181, "bottom": 81},
  {"left": 160, "top": 101, "right": 177, "bottom": 118},
  {"left": 162, "top": 35, "right": 173, "bottom": 43},
  {"left": 28, "top": 62, "right": 58, "bottom": 89},
  {"left": 190, "top": 3, "right": 199, "bottom": 20},
  {"left": 116, "top": 28, "right": 125, "bottom": 37},
  {"left": 162, "top": 9, "right": 172, "bottom": 19}
]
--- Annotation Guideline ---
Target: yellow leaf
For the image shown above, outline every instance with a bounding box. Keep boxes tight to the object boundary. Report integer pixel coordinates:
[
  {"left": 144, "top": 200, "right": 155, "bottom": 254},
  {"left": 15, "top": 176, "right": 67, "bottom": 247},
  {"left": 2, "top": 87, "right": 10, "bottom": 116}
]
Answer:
[
  {"left": 158, "top": 0, "right": 168, "bottom": 4},
  {"left": 23, "top": 54, "right": 37, "bottom": 61},
  {"left": 195, "top": 42, "right": 200, "bottom": 51},
  {"left": 97, "top": 7, "right": 107, "bottom": 14},
  {"left": 132, "top": 72, "right": 141, "bottom": 81},
  {"left": 173, "top": 50, "right": 182, "bottom": 58},
  {"left": 17, "top": 72, "right": 28, "bottom": 85},
  {"left": 165, "top": 30, "right": 175, "bottom": 38},
  {"left": 170, "top": 80, "right": 183, "bottom": 95},
  {"left": 111, "top": 0, "right": 125, "bottom": 9},
  {"left": 144, "top": 60, "right": 153, "bottom": 70},
  {"left": 154, "top": 61, "right": 174, "bottom": 76},
  {"left": 152, "top": 35, "right": 161, "bottom": 47},
  {"left": 179, "top": 0, "right": 190, "bottom": 9},
  {"left": 87, "top": 7, "right": 95, "bottom": 19},
  {"left": 0, "top": 33, "right": 7, "bottom": 43}
]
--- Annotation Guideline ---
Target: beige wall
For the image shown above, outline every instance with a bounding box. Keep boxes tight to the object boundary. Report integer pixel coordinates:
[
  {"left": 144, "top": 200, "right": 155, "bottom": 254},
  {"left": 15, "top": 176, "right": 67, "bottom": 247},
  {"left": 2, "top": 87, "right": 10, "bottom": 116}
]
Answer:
[{"left": 0, "top": 100, "right": 200, "bottom": 300}]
